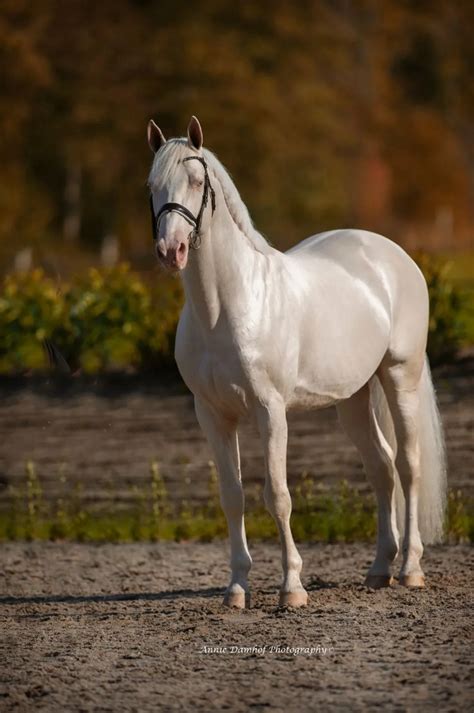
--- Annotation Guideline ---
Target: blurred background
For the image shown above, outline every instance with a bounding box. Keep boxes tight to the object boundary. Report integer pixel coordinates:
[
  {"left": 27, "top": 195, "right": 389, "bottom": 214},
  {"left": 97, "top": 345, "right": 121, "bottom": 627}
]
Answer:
[
  {"left": 0, "top": 0, "right": 472, "bottom": 540},
  {"left": 2, "top": 0, "right": 473, "bottom": 266},
  {"left": 1, "top": 0, "right": 473, "bottom": 374}
]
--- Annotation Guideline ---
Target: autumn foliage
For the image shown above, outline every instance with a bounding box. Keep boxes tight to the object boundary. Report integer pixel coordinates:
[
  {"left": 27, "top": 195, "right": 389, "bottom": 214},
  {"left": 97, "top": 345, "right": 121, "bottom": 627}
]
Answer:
[{"left": 0, "top": 0, "right": 473, "bottom": 275}]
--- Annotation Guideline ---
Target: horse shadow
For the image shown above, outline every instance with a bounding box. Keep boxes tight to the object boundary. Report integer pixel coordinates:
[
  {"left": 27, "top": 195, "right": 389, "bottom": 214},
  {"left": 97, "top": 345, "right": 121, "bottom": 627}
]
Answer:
[
  {"left": 306, "top": 576, "right": 340, "bottom": 590},
  {"left": 0, "top": 587, "right": 223, "bottom": 607},
  {"left": 0, "top": 578, "right": 346, "bottom": 608}
]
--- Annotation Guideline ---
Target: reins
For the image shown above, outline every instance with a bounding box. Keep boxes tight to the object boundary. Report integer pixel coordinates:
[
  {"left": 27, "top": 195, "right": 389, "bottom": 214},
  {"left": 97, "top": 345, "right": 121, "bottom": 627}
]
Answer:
[{"left": 149, "top": 155, "right": 216, "bottom": 250}]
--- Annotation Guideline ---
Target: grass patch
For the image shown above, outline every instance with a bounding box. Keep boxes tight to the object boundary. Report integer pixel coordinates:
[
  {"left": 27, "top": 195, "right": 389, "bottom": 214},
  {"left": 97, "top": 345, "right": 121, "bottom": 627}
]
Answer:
[{"left": 0, "top": 462, "right": 472, "bottom": 544}]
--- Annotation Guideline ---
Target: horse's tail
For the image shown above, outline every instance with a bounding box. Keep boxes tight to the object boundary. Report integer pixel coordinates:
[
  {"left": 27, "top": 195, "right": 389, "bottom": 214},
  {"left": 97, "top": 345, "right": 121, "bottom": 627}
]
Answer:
[
  {"left": 370, "top": 356, "right": 447, "bottom": 544},
  {"left": 415, "top": 357, "right": 447, "bottom": 543}
]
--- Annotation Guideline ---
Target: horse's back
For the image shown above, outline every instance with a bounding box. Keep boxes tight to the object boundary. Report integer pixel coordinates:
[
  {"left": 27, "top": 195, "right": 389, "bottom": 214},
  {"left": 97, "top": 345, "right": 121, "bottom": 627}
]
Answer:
[
  {"left": 286, "top": 228, "right": 413, "bottom": 268},
  {"left": 285, "top": 229, "right": 427, "bottom": 315}
]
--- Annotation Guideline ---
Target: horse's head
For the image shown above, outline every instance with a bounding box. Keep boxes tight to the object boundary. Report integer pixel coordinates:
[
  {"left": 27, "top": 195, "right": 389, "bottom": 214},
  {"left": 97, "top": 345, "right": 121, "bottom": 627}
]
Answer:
[{"left": 147, "top": 116, "right": 215, "bottom": 272}]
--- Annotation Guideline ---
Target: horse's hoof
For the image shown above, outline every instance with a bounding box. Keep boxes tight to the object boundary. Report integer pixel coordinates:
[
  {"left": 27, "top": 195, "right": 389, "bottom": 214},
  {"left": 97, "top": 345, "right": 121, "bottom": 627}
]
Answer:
[
  {"left": 279, "top": 590, "right": 308, "bottom": 608},
  {"left": 222, "top": 591, "right": 250, "bottom": 609},
  {"left": 364, "top": 574, "right": 394, "bottom": 589},
  {"left": 398, "top": 573, "right": 425, "bottom": 588}
]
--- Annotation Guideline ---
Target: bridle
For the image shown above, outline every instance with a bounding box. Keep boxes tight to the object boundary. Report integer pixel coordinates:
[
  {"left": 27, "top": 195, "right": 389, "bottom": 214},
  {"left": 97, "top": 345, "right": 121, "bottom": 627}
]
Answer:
[{"left": 149, "top": 155, "right": 216, "bottom": 250}]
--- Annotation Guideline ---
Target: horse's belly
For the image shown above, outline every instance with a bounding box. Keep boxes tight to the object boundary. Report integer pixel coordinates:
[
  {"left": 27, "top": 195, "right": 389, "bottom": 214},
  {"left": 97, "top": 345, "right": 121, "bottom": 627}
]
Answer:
[
  {"left": 288, "top": 287, "right": 391, "bottom": 410},
  {"left": 287, "top": 387, "right": 340, "bottom": 411},
  {"left": 287, "top": 362, "right": 378, "bottom": 412}
]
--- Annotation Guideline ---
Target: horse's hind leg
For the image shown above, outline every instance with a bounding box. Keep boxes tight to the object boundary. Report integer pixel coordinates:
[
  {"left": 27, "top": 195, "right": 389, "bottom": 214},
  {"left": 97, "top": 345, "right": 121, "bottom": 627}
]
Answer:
[
  {"left": 195, "top": 397, "right": 252, "bottom": 608},
  {"left": 337, "top": 382, "right": 399, "bottom": 588},
  {"left": 378, "top": 360, "right": 425, "bottom": 587}
]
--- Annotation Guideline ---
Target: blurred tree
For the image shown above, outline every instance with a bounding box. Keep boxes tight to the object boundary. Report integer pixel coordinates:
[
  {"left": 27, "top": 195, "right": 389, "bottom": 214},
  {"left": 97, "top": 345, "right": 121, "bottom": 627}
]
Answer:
[
  {"left": 0, "top": 0, "right": 53, "bottom": 251},
  {"left": 0, "top": 0, "right": 472, "bottom": 275}
]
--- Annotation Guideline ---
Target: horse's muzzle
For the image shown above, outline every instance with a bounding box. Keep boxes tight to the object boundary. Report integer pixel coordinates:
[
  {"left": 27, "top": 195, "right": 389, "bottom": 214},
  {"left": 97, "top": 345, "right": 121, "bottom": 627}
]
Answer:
[{"left": 156, "top": 238, "right": 189, "bottom": 271}]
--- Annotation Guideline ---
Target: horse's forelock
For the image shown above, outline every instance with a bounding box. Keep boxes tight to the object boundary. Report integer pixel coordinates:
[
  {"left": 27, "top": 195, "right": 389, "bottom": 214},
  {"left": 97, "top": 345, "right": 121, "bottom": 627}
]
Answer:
[{"left": 148, "top": 139, "right": 190, "bottom": 189}]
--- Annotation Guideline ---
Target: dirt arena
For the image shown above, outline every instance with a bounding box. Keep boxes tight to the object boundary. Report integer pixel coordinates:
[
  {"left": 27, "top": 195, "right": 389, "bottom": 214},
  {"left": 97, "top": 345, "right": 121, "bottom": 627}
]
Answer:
[
  {"left": 0, "top": 358, "right": 472, "bottom": 710},
  {"left": 1, "top": 542, "right": 473, "bottom": 711}
]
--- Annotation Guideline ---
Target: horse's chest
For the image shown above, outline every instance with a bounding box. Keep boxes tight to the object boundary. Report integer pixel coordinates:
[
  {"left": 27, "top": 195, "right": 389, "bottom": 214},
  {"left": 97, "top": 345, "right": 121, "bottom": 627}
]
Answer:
[
  {"left": 198, "top": 354, "right": 252, "bottom": 416},
  {"left": 176, "top": 330, "right": 250, "bottom": 416}
]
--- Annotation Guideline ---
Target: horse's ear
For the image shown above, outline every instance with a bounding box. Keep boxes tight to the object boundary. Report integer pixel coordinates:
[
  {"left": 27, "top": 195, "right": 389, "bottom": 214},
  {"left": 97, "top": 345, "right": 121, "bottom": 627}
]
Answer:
[
  {"left": 147, "top": 120, "right": 166, "bottom": 153},
  {"left": 187, "top": 115, "right": 203, "bottom": 150}
]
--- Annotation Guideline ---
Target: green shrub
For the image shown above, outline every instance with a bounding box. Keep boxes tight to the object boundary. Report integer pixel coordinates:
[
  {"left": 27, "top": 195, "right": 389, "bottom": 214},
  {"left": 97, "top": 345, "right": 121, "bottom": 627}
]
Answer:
[
  {"left": 150, "top": 273, "right": 184, "bottom": 358},
  {"left": 66, "top": 264, "right": 183, "bottom": 372},
  {"left": 66, "top": 264, "right": 155, "bottom": 372},
  {"left": 0, "top": 269, "right": 68, "bottom": 373},
  {"left": 0, "top": 263, "right": 183, "bottom": 374},
  {"left": 415, "top": 253, "right": 471, "bottom": 365}
]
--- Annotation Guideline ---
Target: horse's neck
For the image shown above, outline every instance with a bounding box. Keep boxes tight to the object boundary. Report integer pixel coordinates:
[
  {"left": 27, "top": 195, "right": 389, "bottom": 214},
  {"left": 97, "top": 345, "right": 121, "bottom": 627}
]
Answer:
[{"left": 181, "top": 197, "right": 262, "bottom": 331}]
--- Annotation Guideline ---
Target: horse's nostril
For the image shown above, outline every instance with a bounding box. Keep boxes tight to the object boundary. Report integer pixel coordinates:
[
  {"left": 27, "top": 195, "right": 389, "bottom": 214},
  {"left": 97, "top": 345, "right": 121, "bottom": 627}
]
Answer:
[{"left": 178, "top": 242, "right": 186, "bottom": 255}]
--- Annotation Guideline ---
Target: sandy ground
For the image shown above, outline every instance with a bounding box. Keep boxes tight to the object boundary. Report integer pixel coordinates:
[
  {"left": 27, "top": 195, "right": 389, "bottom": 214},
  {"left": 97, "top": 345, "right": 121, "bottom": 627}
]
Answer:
[
  {"left": 0, "top": 362, "right": 472, "bottom": 709},
  {"left": 0, "top": 356, "right": 473, "bottom": 510},
  {"left": 1, "top": 542, "right": 473, "bottom": 712}
]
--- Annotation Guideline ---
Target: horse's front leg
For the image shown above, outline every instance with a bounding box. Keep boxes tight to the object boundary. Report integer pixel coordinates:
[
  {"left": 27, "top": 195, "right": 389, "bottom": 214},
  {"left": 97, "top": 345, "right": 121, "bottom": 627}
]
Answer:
[
  {"left": 256, "top": 399, "right": 308, "bottom": 607},
  {"left": 194, "top": 397, "right": 252, "bottom": 608}
]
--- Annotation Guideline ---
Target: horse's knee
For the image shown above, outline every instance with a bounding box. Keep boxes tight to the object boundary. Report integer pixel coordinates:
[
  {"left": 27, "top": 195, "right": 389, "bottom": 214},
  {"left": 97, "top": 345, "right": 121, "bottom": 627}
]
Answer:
[{"left": 264, "top": 481, "right": 291, "bottom": 520}]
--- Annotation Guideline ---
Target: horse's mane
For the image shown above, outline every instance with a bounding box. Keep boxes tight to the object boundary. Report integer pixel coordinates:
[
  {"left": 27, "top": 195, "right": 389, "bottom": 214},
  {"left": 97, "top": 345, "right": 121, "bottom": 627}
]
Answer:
[{"left": 148, "top": 139, "right": 272, "bottom": 255}]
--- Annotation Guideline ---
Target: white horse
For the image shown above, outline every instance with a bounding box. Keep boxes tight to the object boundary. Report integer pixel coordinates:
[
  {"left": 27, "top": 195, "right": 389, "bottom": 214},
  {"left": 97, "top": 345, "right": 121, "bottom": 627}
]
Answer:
[{"left": 147, "top": 116, "right": 446, "bottom": 608}]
